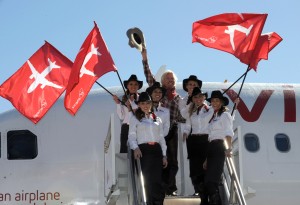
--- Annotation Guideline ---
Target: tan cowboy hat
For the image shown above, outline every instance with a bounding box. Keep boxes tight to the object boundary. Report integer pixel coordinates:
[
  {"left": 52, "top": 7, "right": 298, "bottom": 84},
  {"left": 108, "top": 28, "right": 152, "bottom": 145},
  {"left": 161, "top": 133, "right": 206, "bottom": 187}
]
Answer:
[{"left": 126, "top": 27, "right": 146, "bottom": 52}]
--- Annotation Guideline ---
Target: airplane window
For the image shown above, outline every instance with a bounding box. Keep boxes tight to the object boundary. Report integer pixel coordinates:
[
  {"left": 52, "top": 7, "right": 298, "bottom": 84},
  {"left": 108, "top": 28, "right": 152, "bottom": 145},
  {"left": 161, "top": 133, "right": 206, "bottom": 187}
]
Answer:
[
  {"left": 244, "top": 134, "right": 259, "bottom": 152},
  {"left": 275, "top": 134, "right": 290, "bottom": 152},
  {"left": 7, "top": 130, "right": 38, "bottom": 160}
]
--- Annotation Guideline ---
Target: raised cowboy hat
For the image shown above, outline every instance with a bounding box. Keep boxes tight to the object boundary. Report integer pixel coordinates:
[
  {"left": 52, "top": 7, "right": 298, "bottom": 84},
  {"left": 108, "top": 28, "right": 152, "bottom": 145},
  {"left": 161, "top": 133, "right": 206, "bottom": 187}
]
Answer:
[
  {"left": 135, "top": 92, "right": 152, "bottom": 104},
  {"left": 146, "top": 82, "right": 166, "bottom": 99},
  {"left": 123, "top": 74, "right": 143, "bottom": 90},
  {"left": 182, "top": 75, "right": 203, "bottom": 92},
  {"left": 126, "top": 27, "right": 146, "bottom": 52},
  {"left": 207, "top": 90, "right": 229, "bottom": 106}
]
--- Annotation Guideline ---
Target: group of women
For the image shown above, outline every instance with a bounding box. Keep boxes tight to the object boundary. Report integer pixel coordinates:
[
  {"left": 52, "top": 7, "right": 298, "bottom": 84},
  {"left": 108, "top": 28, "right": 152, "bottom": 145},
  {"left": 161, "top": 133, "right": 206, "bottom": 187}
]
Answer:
[{"left": 112, "top": 69, "right": 237, "bottom": 205}]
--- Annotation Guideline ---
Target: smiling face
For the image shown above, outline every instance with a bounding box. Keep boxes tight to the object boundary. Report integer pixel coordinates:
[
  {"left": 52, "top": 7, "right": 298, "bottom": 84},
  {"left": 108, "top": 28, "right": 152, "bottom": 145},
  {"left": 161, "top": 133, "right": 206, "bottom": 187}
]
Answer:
[
  {"left": 186, "top": 80, "right": 199, "bottom": 95},
  {"left": 138, "top": 101, "right": 152, "bottom": 114},
  {"left": 151, "top": 88, "right": 163, "bottom": 102},
  {"left": 127, "top": 81, "right": 139, "bottom": 94},
  {"left": 192, "top": 93, "right": 206, "bottom": 106},
  {"left": 162, "top": 73, "right": 175, "bottom": 89},
  {"left": 210, "top": 98, "right": 223, "bottom": 111}
]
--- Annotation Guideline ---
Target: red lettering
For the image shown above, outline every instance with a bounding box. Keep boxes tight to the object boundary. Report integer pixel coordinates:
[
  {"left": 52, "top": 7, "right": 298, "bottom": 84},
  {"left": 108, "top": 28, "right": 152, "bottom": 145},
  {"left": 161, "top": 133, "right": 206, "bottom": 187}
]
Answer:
[
  {"left": 283, "top": 89, "right": 296, "bottom": 122},
  {"left": 225, "top": 89, "right": 274, "bottom": 122}
]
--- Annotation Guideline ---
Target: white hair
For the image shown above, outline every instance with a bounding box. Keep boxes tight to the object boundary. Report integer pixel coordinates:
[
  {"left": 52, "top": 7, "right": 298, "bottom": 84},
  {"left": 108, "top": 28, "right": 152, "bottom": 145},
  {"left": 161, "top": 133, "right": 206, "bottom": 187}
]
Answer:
[{"left": 160, "top": 70, "right": 178, "bottom": 84}]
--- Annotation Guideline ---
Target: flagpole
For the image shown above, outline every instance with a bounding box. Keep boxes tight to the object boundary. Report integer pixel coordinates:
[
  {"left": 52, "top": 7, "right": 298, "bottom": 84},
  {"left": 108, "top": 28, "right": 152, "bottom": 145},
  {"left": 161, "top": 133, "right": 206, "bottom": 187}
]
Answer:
[
  {"left": 223, "top": 66, "right": 251, "bottom": 95},
  {"left": 230, "top": 65, "right": 250, "bottom": 115},
  {"left": 114, "top": 71, "right": 138, "bottom": 115},
  {"left": 95, "top": 81, "right": 115, "bottom": 96},
  {"left": 115, "top": 70, "right": 127, "bottom": 97},
  {"left": 95, "top": 81, "right": 126, "bottom": 106}
]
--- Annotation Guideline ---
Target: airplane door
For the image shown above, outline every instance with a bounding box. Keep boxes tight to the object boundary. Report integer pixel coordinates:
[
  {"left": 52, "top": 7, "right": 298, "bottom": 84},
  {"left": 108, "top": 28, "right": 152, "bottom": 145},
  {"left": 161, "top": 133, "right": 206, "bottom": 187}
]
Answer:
[
  {"left": 0, "top": 131, "right": 10, "bottom": 187},
  {"left": 104, "top": 114, "right": 117, "bottom": 196}
]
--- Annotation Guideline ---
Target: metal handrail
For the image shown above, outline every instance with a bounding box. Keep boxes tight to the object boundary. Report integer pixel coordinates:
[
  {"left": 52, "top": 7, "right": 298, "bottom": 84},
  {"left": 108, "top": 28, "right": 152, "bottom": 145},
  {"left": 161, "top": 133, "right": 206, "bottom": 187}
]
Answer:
[
  {"left": 136, "top": 158, "right": 147, "bottom": 205},
  {"left": 223, "top": 141, "right": 247, "bottom": 205},
  {"left": 127, "top": 148, "right": 139, "bottom": 205},
  {"left": 127, "top": 146, "right": 147, "bottom": 205}
]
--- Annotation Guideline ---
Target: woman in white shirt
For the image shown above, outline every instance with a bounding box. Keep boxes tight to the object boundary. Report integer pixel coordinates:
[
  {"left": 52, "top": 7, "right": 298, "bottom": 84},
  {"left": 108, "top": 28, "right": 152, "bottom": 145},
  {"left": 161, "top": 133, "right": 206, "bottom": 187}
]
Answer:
[
  {"left": 146, "top": 82, "right": 170, "bottom": 137},
  {"left": 179, "top": 75, "right": 203, "bottom": 119},
  {"left": 112, "top": 74, "right": 143, "bottom": 153},
  {"left": 203, "top": 90, "right": 234, "bottom": 205},
  {"left": 182, "top": 87, "right": 212, "bottom": 198},
  {"left": 128, "top": 92, "right": 168, "bottom": 205}
]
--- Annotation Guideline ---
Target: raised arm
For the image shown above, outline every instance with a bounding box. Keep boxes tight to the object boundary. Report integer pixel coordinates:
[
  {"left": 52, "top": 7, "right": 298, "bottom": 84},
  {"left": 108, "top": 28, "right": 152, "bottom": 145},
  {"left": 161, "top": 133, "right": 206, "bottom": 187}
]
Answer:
[{"left": 141, "top": 46, "right": 156, "bottom": 86}]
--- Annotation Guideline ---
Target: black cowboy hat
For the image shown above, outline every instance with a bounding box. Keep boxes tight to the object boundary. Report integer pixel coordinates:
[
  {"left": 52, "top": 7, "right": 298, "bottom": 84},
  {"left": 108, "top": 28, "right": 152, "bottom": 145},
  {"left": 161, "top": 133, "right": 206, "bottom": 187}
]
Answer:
[
  {"left": 135, "top": 92, "right": 152, "bottom": 104},
  {"left": 187, "top": 87, "right": 207, "bottom": 104},
  {"left": 207, "top": 90, "right": 229, "bottom": 106},
  {"left": 126, "top": 27, "right": 146, "bottom": 52},
  {"left": 123, "top": 74, "right": 143, "bottom": 90},
  {"left": 190, "top": 87, "right": 208, "bottom": 99},
  {"left": 182, "top": 75, "right": 202, "bottom": 91},
  {"left": 146, "top": 82, "right": 166, "bottom": 98}
]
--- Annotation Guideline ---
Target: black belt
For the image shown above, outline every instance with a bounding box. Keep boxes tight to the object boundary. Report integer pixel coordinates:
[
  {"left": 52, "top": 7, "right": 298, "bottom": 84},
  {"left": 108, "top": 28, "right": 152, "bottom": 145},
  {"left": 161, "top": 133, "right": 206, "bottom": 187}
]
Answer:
[
  {"left": 210, "top": 139, "right": 224, "bottom": 143},
  {"left": 140, "top": 142, "right": 158, "bottom": 146},
  {"left": 191, "top": 134, "right": 208, "bottom": 136}
]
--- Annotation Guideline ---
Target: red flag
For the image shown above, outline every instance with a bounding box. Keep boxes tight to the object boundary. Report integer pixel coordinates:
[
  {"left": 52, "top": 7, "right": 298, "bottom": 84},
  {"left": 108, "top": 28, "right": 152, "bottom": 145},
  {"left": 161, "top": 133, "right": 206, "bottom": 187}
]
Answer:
[
  {"left": 248, "top": 32, "right": 282, "bottom": 70},
  {"left": 0, "top": 42, "right": 72, "bottom": 124},
  {"left": 192, "top": 13, "right": 268, "bottom": 66},
  {"left": 64, "top": 22, "right": 117, "bottom": 115}
]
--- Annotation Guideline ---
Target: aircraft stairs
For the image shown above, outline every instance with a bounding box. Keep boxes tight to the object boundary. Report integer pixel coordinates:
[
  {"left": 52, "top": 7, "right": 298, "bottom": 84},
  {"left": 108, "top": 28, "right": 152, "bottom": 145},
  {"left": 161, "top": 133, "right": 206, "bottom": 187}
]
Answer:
[
  {"left": 124, "top": 146, "right": 247, "bottom": 205},
  {"left": 112, "top": 149, "right": 246, "bottom": 205},
  {"left": 105, "top": 116, "right": 246, "bottom": 205}
]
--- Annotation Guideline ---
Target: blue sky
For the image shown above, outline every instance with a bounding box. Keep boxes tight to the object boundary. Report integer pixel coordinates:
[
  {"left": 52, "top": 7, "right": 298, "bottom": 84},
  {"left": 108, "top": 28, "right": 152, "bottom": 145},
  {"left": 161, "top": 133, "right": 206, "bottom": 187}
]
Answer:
[{"left": 0, "top": 0, "right": 299, "bottom": 114}]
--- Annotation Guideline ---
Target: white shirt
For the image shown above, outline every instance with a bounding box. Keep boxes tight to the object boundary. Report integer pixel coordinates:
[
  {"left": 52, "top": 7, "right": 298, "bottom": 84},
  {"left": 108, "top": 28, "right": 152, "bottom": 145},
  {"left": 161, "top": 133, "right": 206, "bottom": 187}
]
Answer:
[
  {"left": 179, "top": 95, "right": 191, "bottom": 120},
  {"left": 154, "top": 103, "right": 170, "bottom": 137},
  {"left": 208, "top": 111, "right": 234, "bottom": 142},
  {"left": 116, "top": 99, "right": 138, "bottom": 124},
  {"left": 183, "top": 104, "right": 213, "bottom": 135},
  {"left": 128, "top": 114, "right": 167, "bottom": 156}
]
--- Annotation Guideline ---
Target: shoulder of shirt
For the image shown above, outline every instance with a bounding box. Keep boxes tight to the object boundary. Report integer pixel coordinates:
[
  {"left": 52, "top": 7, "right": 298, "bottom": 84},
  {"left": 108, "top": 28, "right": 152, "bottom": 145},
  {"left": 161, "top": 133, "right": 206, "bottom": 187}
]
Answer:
[
  {"left": 158, "top": 106, "right": 169, "bottom": 112},
  {"left": 156, "top": 116, "right": 162, "bottom": 121},
  {"left": 175, "top": 95, "right": 181, "bottom": 100},
  {"left": 130, "top": 115, "right": 139, "bottom": 123},
  {"left": 220, "top": 111, "right": 232, "bottom": 118}
]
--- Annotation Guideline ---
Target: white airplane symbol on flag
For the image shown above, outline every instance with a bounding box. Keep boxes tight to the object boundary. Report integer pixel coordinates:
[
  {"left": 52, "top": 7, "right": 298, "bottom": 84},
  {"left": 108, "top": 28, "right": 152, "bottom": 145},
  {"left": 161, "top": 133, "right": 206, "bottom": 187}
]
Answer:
[
  {"left": 79, "top": 43, "right": 102, "bottom": 78},
  {"left": 224, "top": 24, "right": 253, "bottom": 51},
  {"left": 27, "top": 58, "right": 63, "bottom": 93}
]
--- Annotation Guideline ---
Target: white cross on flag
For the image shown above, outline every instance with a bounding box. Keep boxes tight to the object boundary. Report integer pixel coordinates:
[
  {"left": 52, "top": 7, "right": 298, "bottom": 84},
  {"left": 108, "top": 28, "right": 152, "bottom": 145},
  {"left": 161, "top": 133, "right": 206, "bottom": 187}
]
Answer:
[
  {"left": 0, "top": 41, "right": 73, "bottom": 123},
  {"left": 64, "top": 22, "right": 117, "bottom": 115},
  {"left": 192, "top": 13, "right": 268, "bottom": 68}
]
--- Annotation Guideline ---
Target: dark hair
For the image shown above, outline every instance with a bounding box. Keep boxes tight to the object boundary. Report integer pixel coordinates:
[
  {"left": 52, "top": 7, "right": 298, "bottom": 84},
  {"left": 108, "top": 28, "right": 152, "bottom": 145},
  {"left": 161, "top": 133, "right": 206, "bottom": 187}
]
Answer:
[
  {"left": 135, "top": 108, "right": 157, "bottom": 122},
  {"left": 216, "top": 105, "right": 228, "bottom": 117},
  {"left": 121, "top": 91, "right": 138, "bottom": 102},
  {"left": 188, "top": 103, "right": 209, "bottom": 117},
  {"left": 188, "top": 103, "right": 197, "bottom": 117}
]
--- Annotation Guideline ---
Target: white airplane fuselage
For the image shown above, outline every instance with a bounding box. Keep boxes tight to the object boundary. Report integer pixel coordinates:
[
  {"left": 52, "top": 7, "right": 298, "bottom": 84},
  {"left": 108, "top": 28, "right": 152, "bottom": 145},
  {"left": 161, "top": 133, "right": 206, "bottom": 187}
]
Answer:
[{"left": 0, "top": 82, "right": 299, "bottom": 205}]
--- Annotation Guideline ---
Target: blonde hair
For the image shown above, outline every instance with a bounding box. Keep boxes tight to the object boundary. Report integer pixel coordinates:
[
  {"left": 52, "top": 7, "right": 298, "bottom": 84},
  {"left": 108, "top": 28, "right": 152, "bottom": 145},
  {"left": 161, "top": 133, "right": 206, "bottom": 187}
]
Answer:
[{"left": 160, "top": 70, "right": 178, "bottom": 84}]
